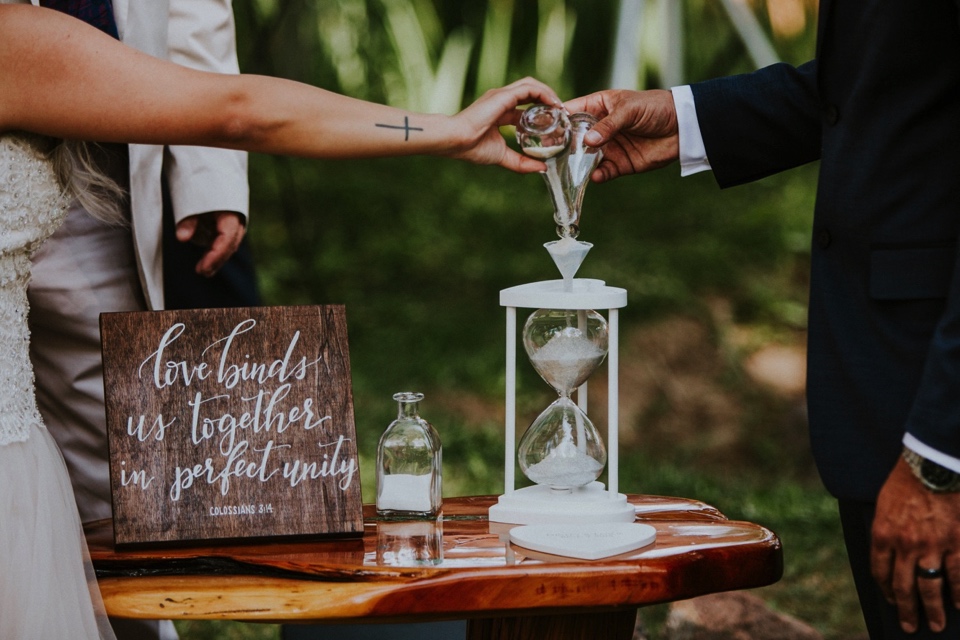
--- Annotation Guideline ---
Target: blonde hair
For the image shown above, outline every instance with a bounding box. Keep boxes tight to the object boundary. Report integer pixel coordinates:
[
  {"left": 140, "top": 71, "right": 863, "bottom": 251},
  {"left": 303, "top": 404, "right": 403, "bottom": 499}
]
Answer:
[{"left": 49, "top": 139, "right": 127, "bottom": 225}]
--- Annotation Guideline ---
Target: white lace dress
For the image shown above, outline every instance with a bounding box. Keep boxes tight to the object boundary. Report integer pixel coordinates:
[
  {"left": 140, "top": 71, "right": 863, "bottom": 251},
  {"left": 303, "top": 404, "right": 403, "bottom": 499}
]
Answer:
[{"left": 0, "top": 133, "right": 117, "bottom": 639}]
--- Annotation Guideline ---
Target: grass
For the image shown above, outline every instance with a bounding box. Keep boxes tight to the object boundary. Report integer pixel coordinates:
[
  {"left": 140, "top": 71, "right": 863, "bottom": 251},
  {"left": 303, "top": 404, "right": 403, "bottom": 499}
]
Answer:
[{"left": 626, "top": 459, "right": 864, "bottom": 639}]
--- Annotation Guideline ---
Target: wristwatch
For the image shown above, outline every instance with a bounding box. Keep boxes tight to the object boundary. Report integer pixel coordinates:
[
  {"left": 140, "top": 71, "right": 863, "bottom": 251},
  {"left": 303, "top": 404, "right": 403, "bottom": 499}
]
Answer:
[{"left": 902, "top": 447, "right": 960, "bottom": 493}]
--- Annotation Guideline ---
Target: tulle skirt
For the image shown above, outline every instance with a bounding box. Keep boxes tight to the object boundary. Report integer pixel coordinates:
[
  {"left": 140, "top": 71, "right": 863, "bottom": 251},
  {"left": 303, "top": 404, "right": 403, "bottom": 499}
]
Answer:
[{"left": 1, "top": 424, "right": 116, "bottom": 640}]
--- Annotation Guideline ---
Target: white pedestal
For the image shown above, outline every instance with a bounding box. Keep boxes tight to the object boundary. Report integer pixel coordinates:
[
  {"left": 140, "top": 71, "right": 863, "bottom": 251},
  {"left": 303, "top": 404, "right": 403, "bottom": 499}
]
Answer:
[
  {"left": 489, "top": 482, "right": 636, "bottom": 525},
  {"left": 492, "top": 278, "right": 628, "bottom": 525}
]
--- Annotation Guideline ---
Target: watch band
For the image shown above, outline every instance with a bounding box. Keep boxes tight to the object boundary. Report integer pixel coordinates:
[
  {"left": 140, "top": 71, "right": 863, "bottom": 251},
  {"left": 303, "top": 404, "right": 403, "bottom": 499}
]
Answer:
[{"left": 902, "top": 447, "right": 960, "bottom": 493}]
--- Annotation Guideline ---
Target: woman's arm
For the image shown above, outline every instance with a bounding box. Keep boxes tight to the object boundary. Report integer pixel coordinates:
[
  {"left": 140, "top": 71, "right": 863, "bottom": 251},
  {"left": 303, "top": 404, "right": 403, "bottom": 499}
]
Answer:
[{"left": 0, "top": 5, "right": 561, "bottom": 173}]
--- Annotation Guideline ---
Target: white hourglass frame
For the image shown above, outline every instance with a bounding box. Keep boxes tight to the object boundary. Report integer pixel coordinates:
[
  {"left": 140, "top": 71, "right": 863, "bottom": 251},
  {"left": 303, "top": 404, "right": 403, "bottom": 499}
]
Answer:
[{"left": 489, "top": 278, "right": 636, "bottom": 525}]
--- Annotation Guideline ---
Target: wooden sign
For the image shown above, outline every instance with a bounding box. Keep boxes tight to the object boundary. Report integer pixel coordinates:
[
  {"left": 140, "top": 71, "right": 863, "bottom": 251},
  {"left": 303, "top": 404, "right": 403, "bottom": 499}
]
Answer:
[{"left": 100, "top": 305, "right": 363, "bottom": 547}]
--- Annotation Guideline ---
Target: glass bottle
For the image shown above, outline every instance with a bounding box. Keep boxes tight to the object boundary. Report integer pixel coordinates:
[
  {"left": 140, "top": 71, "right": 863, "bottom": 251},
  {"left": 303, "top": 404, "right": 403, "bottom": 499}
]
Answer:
[
  {"left": 376, "top": 392, "right": 442, "bottom": 517},
  {"left": 559, "top": 112, "right": 603, "bottom": 238},
  {"left": 516, "top": 104, "right": 570, "bottom": 159},
  {"left": 516, "top": 106, "right": 603, "bottom": 240}
]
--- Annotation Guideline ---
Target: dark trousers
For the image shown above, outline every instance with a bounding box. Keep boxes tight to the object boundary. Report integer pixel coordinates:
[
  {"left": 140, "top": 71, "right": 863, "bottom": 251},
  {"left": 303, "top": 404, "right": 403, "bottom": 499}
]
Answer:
[
  {"left": 838, "top": 500, "right": 960, "bottom": 639},
  {"left": 281, "top": 621, "right": 466, "bottom": 640},
  {"left": 161, "top": 180, "right": 260, "bottom": 310}
]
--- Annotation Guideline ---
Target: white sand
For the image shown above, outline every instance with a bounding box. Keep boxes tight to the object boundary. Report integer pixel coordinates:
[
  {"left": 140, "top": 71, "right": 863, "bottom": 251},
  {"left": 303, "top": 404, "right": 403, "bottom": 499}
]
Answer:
[
  {"left": 523, "top": 144, "right": 565, "bottom": 159},
  {"left": 530, "top": 330, "right": 605, "bottom": 392},
  {"left": 378, "top": 473, "right": 435, "bottom": 512},
  {"left": 525, "top": 444, "right": 603, "bottom": 487}
]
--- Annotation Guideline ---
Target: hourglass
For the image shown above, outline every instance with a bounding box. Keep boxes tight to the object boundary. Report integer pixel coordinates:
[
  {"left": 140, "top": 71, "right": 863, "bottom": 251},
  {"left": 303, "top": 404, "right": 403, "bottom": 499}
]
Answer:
[
  {"left": 489, "top": 281, "right": 634, "bottom": 524},
  {"left": 520, "top": 308, "right": 608, "bottom": 489},
  {"left": 489, "top": 105, "right": 635, "bottom": 524}
]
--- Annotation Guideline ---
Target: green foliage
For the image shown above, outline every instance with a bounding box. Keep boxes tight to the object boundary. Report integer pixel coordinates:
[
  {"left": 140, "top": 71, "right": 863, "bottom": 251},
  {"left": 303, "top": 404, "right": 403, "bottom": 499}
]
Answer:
[
  {"left": 475, "top": 0, "right": 514, "bottom": 91},
  {"left": 247, "top": 154, "right": 816, "bottom": 400},
  {"left": 234, "top": 0, "right": 819, "bottom": 105}
]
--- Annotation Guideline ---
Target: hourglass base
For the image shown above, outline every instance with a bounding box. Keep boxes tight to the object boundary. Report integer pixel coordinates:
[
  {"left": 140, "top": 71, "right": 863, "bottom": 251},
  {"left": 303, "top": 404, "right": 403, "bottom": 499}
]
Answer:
[{"left": 488, "top": 481, "right": 636, "bottom": 525}]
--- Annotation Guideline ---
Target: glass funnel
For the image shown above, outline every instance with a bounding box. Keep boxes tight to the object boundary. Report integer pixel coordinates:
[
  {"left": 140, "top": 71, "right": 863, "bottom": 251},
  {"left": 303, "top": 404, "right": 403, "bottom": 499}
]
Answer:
[{"left": 518, "top": 308, "right": 609, "bottom": 491}]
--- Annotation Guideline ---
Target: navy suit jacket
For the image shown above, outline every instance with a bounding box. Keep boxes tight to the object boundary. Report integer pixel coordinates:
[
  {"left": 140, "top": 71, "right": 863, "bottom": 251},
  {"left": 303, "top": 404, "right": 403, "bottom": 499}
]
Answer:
[{"left": 691, "top": 0, "right": 960, "bottom": 501}]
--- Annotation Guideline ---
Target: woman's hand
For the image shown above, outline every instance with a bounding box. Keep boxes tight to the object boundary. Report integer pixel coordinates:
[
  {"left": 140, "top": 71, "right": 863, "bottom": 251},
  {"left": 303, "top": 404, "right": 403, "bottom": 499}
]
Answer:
[{"left": 449, "top": 77, "right": 563, "bottom": 173}]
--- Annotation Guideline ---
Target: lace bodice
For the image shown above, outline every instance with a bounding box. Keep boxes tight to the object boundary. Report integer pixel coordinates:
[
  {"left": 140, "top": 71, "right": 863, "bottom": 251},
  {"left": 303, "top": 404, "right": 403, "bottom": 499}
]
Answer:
[{"left": 0, "top": 133, "right": 69, "bottom": 445}]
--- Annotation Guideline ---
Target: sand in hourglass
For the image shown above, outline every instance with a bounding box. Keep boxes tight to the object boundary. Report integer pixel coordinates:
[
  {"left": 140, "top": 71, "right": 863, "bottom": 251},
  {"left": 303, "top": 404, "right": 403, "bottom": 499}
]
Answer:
[
  {"left": 525, "top": 427, "right": 604, "bottom": 487},
  {"left": 526, "top": 331, "right": 606, "bottom": 488},
  {"left": 529, "top": 329, "right": 605, "bottom": 392}
]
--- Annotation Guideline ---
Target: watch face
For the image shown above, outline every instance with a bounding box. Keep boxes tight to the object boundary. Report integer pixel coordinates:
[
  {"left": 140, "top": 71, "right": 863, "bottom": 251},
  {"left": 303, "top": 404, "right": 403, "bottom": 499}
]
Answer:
[{"left": 920, "top": 459, "right": 959, "bottom": 490}]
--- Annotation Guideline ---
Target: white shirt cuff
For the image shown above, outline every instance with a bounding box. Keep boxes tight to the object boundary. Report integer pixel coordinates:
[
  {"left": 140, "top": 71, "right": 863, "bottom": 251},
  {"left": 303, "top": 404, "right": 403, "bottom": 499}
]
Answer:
[
  {"left": 903, "top": 433, "right": 960, "bottom": 474},
  {"left": 671, "top": 85, "right": 712, "bottom": 177}
]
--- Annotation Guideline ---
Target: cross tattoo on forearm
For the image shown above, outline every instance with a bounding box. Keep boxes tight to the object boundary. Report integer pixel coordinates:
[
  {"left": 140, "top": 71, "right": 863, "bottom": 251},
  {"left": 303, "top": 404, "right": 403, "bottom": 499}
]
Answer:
[{"left": 375, "top": 116, "right": 424, "bottom": 141}]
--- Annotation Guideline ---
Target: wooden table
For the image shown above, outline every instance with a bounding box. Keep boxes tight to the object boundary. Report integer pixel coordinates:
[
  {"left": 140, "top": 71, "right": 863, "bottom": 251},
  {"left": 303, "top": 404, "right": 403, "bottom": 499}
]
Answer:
[{"left": 86, "top": 495, "right": 782, "bottom": 640}]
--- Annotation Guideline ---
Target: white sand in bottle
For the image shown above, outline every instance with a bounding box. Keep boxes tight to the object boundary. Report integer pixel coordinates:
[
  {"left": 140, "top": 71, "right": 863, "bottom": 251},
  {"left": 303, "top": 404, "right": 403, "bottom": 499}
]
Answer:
[
  {"left": 566, "top": 144, "right": 598, "bottom": 187},
  {"left": 523, "top": 144, "right": 565, "bottom": 159},
  {"left": 378, "top": 473, "right": 434, "bottom": 512}
]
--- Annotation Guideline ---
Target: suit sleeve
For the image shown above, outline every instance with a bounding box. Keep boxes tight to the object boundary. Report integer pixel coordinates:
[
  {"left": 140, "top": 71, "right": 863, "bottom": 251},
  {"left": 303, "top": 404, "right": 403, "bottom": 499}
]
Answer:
[
  {"left": 164, "top": 0, "right": 249, "bottom": 223},
  {"left": 903, "top": 244, "right": 960, "bottom": 464},
  {"left": 691, "top": 61, "right": 822, "bottom": 189}
]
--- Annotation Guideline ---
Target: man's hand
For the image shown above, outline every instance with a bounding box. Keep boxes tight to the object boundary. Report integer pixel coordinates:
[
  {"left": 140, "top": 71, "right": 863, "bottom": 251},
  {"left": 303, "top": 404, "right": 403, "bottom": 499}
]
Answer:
[
  {"left": 871, "top": 457, "right": 960, "bottom": 633},
  {"left": 175, "top": 211, "right": 246, "bottom": 277},
  {"left": 563, "top": 89, "right": 680, "bottom": 183}
]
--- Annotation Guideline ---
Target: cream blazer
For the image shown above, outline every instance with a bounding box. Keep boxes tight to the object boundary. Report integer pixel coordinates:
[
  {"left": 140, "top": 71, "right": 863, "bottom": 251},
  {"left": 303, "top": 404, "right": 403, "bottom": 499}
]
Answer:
[{"left": 28, "top": 0, "right": 250, "bottom": 310}]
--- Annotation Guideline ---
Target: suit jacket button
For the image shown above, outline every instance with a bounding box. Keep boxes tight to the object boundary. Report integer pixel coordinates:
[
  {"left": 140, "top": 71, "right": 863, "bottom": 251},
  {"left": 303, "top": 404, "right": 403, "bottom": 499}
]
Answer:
[
  {"left": 824, "top": 104, "right": 840, "bottom": 125},
  {"left": 816, "top": 229, "right": 832, "bottom": 249}
]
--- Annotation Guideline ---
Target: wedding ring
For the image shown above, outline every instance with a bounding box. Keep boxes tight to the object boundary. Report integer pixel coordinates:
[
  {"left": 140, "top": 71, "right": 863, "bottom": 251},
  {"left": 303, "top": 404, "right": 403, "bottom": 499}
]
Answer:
[{"left": 915, "top": 565, "right": 944, "bottom": 579}]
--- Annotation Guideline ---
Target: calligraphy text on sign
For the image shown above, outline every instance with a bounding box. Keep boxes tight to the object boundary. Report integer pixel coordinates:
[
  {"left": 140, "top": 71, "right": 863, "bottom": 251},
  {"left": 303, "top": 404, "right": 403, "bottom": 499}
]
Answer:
[{"left": 102, "top": 306, "right": 363, "bottom": 546}]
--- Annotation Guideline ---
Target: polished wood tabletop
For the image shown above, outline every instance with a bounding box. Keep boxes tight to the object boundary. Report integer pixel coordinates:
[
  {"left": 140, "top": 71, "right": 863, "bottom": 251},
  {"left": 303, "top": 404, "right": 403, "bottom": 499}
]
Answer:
[{"left": 86, "top": 494, "right": 782, "bottom": 640}]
